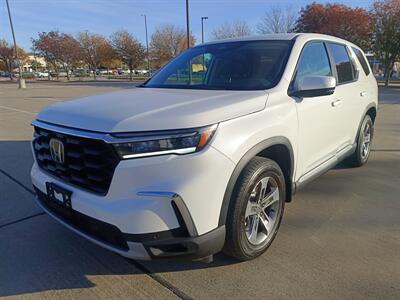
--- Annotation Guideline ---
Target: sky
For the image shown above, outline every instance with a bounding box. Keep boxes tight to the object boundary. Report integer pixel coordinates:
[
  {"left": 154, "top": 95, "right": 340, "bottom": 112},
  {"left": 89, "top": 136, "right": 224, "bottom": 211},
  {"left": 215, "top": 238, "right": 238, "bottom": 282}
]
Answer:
[{"left": 0, "top": 0, "right": 374, "bottom": 52}]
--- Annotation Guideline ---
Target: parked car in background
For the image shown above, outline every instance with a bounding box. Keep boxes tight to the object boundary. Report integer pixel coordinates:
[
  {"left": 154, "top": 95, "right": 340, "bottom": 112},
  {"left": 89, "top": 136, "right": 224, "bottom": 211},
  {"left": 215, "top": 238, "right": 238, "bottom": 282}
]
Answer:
[
  {"left": 135, "top": 69, "right": 149, "bottom": 75},
  {"left": 73, "top": 69, "right": 88, "bottom": 77},
  {"left": 2, "top": 71, "right": 16, "bottom": 78},
  {"left": 31, "top": 33, "right": 377, "bottom": 262},
  {"left": 35, "top": 71, "right": 49, "bottom": 78},
  {"left": 58, "top": 71, "right": 71, "bottom": 77}
]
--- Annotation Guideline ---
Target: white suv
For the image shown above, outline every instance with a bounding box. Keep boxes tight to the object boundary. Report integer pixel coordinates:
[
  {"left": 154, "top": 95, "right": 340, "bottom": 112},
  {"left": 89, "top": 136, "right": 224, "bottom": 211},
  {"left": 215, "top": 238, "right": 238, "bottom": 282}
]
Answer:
[{"left": 31, "top": 34, "right": 377, "bottom": 261}]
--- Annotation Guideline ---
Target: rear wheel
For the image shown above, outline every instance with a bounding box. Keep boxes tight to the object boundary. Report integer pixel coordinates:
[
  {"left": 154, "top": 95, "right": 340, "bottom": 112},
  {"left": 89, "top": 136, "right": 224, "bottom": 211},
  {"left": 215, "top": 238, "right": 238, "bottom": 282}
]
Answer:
[
  {"left": 224, "top": 157, "right": 285, "bottom": 261},
  {"left": 346, "top": 115, "right": 374, "bottom": 167}
]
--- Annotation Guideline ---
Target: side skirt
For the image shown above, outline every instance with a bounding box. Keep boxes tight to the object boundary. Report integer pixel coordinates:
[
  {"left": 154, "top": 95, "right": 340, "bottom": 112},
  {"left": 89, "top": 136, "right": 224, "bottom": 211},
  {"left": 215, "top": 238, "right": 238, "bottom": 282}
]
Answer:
[{"left": 293, "top": 143, "right": 356, "bottom": 193}]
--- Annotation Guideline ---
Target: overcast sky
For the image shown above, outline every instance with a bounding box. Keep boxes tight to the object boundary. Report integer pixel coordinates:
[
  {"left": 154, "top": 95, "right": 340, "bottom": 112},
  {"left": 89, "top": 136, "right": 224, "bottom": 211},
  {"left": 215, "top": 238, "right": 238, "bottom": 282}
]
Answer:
[{"left": 0, "top": 0, "right": 374, "bottom": 51}]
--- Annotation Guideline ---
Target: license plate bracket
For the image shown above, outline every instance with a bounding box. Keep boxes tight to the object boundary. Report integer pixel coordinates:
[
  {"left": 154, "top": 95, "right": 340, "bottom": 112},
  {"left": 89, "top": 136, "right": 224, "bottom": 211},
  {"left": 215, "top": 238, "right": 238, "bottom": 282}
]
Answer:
[{"left": 46, "top": 182, "right": 72, "bottom": 209}]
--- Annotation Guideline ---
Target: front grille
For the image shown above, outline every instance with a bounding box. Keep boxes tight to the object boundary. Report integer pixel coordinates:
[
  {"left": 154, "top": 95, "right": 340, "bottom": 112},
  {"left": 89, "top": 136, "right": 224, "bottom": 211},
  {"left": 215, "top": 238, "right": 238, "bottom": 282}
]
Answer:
[
  {"left": 33, "top": 126, "right": 120, "bottom": 195},
  {"left": 35, "top": 187, "right": 128, "bottom": 250}
]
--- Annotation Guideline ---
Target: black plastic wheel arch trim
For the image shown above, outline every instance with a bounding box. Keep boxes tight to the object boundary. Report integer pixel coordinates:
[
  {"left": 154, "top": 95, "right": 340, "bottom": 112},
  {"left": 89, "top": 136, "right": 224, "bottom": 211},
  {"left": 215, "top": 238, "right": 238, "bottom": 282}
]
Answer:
[
  {"left": 218, "top": 136, "right": 294, "bottom": 227},
  {"left": 355, "top": 102, "right": 377, "bottom": 143}
]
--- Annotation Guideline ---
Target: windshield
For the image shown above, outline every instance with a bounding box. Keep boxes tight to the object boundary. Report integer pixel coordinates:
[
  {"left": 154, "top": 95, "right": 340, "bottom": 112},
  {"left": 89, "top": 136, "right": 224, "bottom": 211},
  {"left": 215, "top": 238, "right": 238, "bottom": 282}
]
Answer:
[{"left": 144, "top": 40, "right": 293, "bottom": 90}]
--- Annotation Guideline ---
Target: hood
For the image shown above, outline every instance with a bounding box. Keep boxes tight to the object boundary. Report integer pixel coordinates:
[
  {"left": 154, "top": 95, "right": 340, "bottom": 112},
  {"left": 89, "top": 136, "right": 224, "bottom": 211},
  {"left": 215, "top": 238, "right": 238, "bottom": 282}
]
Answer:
[{"left": 36, "top": 87, "right": 268, "bottom": 132}]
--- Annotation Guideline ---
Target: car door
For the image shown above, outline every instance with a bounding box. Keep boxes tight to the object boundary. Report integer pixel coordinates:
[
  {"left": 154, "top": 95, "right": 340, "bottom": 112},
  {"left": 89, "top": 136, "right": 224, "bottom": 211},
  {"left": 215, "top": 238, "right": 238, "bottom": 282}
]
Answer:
[
  {"left": 326, "top": 42, "right": 359, "bottom": 151},
  {"left": 292, "top": 41, "right": 342, "bottom": 177},
  {"left": 350, "top": 46, "right": 376, "bottom": 139}
]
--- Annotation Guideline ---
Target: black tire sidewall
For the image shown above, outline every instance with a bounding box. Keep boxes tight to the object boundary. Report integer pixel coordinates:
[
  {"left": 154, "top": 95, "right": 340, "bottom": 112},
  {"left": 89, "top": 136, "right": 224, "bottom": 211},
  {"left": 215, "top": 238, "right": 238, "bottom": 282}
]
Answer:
[
  {"left": 356, "top": 115, "right": 373, "bottom": 165},
  {"left": 226, "top": 158, "right": 286, "bottom": 260}
]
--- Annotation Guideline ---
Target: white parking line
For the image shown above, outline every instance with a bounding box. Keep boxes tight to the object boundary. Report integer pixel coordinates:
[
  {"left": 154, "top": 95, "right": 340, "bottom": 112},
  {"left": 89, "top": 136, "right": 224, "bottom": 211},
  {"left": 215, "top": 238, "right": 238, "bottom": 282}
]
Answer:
[{"left": 0, "top": 105, "right": 36, "bottom": 115}]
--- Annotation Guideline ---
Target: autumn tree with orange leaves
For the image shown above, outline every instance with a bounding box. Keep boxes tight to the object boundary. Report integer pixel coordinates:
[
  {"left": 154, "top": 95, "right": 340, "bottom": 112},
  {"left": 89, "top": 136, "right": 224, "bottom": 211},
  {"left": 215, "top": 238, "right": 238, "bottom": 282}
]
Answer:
[
  {"left": 0, "top": 39, "right": 26, "bottom": 80},
  {"left": 150, "top": 24, "right": 195, "bottom": 68},
  {"left": 294, "top": 2, "right": 374, "bottom": 50},
  {"left": 371, "top": 0, "right": 400, "bottom": 86},
  {"left": 111, "top": 30, "right": 145, "bottom": 81},
  {"left": 32, "top": 31, "right": 81, "bottom": 80},
  {"left": 78, "top": 31, "right": 116, "bottom": 80}
]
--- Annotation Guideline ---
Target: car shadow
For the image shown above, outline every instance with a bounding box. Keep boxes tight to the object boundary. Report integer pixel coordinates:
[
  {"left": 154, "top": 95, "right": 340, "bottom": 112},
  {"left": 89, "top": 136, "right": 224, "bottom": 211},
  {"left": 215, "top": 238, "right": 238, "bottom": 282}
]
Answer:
[{"left": 0, "top": 140, "right": 240, "bottom": 297}]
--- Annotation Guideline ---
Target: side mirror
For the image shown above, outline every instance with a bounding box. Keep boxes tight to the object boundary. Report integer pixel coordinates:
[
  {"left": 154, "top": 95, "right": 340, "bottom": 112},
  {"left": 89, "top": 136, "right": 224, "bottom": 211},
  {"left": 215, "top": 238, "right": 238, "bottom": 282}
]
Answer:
[{"left": 290, "top": 75, "right": 336, "bottom": 98}]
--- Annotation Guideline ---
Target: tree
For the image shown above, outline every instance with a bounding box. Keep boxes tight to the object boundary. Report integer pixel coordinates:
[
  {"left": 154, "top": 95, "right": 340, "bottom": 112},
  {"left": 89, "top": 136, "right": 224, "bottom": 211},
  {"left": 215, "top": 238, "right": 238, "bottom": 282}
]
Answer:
[
  {"left": 0, "top": 39, "right": 26, "bottom": 80},
  {"left": 111, "top": 30, "right": 145, "bottom": 80},
  {"left": 59, "top": 34, "right": 81, "bottom": 80},
  {"left": 150, "top": 24, "right": 195, "bottom": 68},
  {"left": 30, "top": 59, "right": 43, "bottom": 71},
  {"left": 77, "top": 31, "right": 115, "bottom": 80},
  {"left": 257, "top": 6, "right": 296, "bottom": 34},
  {"left": 211, "top": 20, "right": 252, "bottom": 40},
  {"left": 32, "top": 31, "right": 81, "bottom": 80},
  {"left": 371, "top": 0, "right": 400, "bottom": 86},
  {"left": 294, "top": 3, "right": 373, "bottom": 50},
  {"left": 32, "top": 31, "right": 64, "bottom": 80}
]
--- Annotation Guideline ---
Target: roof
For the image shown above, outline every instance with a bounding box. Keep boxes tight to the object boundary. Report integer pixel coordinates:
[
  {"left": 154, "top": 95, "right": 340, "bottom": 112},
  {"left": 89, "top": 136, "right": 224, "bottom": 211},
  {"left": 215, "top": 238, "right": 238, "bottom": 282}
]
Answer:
[
  {"left": 200, "top": 33, "right": 359, "bottom": 48},
  {"left": 201, "top": 33, "right": 299, "bottom": 45}
]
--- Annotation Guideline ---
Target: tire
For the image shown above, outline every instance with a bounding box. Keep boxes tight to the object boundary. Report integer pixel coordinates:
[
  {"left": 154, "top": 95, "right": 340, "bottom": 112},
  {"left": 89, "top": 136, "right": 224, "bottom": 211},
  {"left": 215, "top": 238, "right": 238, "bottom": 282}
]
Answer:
[
  {"left": 345, "top": 114, "right": 374, "bottom": 167},
  {"left": 223, "top": 157, "right": 286, "bottom": 261}
]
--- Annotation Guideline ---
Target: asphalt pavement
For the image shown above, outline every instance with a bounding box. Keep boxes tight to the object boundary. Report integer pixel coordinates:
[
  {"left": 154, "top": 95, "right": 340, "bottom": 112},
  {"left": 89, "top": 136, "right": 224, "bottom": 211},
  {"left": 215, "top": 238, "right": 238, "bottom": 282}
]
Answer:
[{"left": 0, "top": 80, "right": 399, "bottom": 299}]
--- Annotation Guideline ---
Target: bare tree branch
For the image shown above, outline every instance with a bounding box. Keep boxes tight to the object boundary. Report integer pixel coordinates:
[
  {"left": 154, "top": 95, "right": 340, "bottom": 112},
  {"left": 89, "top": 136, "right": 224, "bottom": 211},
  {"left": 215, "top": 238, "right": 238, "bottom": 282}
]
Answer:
[
  {"left": 211, "top": 20, "right": 252, "bottom": 40},
  {"left": 257, "top": 6, "right": 296, "bottom": 34}
]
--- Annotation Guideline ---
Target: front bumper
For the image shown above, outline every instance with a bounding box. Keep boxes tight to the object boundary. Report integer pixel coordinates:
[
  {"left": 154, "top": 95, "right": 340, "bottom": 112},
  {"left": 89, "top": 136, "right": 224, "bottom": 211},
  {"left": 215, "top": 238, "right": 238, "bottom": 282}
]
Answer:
[
  {"left": 34, "top": 187, "right": 225, "bottom": 260},
  {"left": 31, "top": 143, "right": 234, "bottom": 260}
]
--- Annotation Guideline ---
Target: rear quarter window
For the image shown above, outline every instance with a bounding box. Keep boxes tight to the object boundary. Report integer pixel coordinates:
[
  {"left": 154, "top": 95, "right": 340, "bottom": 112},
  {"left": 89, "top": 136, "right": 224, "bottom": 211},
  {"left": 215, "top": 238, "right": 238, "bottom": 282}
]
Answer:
[{"left": 352, "top": 47, "right": 371, "bottom": 76}]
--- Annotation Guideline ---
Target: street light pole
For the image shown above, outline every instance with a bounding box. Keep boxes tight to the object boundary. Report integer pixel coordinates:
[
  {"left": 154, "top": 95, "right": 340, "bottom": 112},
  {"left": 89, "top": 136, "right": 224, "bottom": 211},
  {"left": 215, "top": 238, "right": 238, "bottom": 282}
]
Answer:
[
  {"left": 185, "top": 0, "right": 190, "bottom": 48},
  {"left": 201, "top": 16, "right": 208, "bottom": 44},
  {"left": 5, "top": 0, "right": 25, "bottom": 88},
  {"left": 141, "top": 14, "right": 150, "bottom": 74}
]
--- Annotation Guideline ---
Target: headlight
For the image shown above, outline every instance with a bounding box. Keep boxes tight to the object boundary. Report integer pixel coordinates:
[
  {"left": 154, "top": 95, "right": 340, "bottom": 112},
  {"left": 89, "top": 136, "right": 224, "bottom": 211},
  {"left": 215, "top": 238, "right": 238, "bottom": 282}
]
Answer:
[{"left": 112, "top": 124, "right": 217, "bottom": 159}]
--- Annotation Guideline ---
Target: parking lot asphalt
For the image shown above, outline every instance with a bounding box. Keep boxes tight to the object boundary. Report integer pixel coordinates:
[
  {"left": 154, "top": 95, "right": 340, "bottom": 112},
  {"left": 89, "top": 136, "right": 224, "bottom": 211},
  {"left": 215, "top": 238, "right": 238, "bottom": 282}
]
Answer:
[{"left": 0, "top": 80, "right": 399, "bottom": 299}]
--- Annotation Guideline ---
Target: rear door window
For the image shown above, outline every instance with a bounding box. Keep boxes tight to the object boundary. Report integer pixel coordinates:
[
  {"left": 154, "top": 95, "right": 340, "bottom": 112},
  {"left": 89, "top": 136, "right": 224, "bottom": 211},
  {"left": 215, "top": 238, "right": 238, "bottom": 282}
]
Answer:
[
  {"left": 352, "top": 47, "right": 371, "bottom": 76},
  {"left": 327, "top": 43, "right": 356, "bottom": 84}
]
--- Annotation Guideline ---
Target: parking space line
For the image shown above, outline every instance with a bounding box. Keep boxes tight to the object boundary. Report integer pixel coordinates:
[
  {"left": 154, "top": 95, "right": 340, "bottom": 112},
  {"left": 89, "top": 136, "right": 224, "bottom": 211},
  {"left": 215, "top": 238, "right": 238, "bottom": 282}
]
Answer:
[
  {"left": 0, "top": 168, "right": 192, "bottom": 299},
  {"left": 0, "top": 212, "right": 45, "bottom": 230},
  {"left": 127, "top": 259, "right": 193, "bottom": 300},
  {"left": 0, "top": 169, "right": 35, "bottom": 195},
  {"left": 0, "top": 105, "right": 36, "bottom": 115},
  {"left": 371, "top": 149, "right": 400, "bottom": 152}
]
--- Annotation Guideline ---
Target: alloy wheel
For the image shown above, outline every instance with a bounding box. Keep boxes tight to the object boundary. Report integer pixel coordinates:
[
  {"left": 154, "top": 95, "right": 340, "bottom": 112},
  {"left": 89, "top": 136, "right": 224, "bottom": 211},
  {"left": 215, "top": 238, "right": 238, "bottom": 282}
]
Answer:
[
  {"left": 244, "top": 176, "right": 280, "bottom": 246},
  {"left": 361, "top": 122, "right": 371, "bottom": 160}
]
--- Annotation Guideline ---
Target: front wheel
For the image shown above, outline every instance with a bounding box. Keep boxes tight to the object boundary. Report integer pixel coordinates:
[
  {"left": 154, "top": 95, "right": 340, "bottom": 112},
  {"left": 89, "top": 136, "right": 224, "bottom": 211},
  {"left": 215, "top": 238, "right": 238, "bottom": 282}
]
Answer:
[{"left": 224, "top": 157, "right": 285, "bottom": 261}]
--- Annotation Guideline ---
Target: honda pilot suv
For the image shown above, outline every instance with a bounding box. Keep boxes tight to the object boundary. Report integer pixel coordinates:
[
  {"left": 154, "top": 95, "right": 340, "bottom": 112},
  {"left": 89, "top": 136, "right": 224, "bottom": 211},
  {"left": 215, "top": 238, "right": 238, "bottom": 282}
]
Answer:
[{"left": 31, "top": 34, "right": 377, "bottom": 261}]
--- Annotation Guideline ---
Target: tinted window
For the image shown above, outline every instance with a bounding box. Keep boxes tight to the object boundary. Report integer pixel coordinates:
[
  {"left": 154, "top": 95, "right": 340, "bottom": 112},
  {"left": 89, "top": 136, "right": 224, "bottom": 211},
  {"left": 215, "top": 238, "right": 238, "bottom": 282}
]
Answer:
[
  {"left": 352, "top": 47, "right": 371, "bottom": 76},
  {"left": 328, "top": 43, "right": 355, "bottom": 84},
  {"left": 144, "top": 40, "right": 292, "bottom": 90},
  {"left": 164, "top": 53, "right": 210, "bottom": 85},
  {"left": 294, "top": 42, "right": 332, "bottom": 87}
]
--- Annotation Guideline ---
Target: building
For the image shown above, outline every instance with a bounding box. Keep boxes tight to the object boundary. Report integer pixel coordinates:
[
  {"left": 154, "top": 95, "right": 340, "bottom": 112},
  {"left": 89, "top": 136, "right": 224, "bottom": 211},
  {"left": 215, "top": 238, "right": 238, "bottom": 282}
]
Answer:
[
  {"left": 365, "top": 52, "right": 399, "bottom": 79},
  {"left": 22, "top": 54, "right": 47, "bottom": 72}
]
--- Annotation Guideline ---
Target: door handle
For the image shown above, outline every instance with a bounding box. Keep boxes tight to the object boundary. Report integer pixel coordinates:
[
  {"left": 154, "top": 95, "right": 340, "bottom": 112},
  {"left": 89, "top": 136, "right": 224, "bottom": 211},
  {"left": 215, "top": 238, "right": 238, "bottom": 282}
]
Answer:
[
  {"left": 331, "top": 99, "right": 342, "bottom": 107},
  {"left": 360, "top": 91, "right": 367, "bottom": 97}
]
